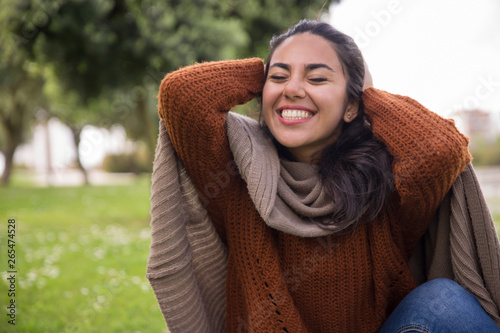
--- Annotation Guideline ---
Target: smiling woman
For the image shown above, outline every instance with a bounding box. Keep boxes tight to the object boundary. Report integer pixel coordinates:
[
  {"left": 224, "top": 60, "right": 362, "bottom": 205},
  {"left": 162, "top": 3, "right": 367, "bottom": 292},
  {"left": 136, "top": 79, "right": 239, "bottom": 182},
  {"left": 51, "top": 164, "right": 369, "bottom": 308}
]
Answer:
[
  {"left": 263, "top": 34, "right": 354, "bottom": 161},
  {"left": 147, "top": 19, "right": 500, "bottom": 333}
]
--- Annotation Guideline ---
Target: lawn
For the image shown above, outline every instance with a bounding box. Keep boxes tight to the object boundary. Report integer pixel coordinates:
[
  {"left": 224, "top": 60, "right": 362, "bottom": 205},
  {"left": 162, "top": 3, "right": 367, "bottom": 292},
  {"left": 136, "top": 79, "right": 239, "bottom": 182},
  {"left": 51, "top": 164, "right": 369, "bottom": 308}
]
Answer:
[
  {"left": 0, "top": 173, "right": 167, "bottom": 333},
  {"left": 485, "top": 196, "right": 500, "bottom": 238}
]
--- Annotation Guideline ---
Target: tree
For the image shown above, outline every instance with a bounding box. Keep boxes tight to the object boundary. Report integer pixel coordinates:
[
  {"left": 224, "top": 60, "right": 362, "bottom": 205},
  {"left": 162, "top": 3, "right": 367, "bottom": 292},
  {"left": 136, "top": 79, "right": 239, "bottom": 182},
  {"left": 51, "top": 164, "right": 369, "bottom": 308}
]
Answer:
[
  {"left": 0, "top": 62, "right": 46, "bottom": 185},
  {"left": 0, "top": 0, "right": 48, "bottom": 185},
  {"left": 1, "top": 0, "right": 161, "bottom": 182},
  {"left": 1, "top": 0, "right": 331, "bottom": 184},
  {"left": 211, "top": 0, "right": 335, "bottom": 58}
]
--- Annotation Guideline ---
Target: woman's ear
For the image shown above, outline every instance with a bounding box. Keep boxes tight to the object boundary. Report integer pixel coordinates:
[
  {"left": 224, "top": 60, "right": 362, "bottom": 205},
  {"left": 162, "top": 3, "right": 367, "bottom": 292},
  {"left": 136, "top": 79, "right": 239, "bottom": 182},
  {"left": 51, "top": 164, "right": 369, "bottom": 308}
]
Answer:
[{"left": 343, "top": 100, "right": 359, "bottom": 123}]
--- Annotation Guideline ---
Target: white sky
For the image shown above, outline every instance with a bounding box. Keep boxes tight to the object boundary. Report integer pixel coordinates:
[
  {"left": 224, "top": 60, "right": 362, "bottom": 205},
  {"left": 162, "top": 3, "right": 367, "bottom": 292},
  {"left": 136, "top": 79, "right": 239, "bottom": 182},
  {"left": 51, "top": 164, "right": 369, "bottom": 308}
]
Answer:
[{"left": 329, "top": 0, "right": 500, "bottom": 118}]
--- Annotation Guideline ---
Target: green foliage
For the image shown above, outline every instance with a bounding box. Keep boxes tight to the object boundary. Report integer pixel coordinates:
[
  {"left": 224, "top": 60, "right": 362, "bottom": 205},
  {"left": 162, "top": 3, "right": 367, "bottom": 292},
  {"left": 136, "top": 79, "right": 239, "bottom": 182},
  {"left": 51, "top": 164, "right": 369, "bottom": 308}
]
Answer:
[
  {"left": 130, "top": 1, "right": 250, "bottom": 70},
  {"left": 2, "top": 0, "right": 331, "bottom": 108},
  {"left": 0, "top": 177, "right": 167, "bottom": 332},
  {"left": 214, "top": 0, "right": 332, "bottom": 58},
  {"left": 102, "top": 145, "right": 152, "bottom": 173},
  {"left": 0, "top": 62, "right": 44, "bottom": 146},
  {"left": 10, "top": 0, "right": 154, "bottom": 102},
  {"left": 0, "top": 0, "right": 47, "bottom": 150},
  {"left": 3, "top": 0, "right": 330, "bottom": 103},
  {"left": 469, "top": 135, "right": 500, "bottom": 166},
  {"left": 0, "top": 47, "right": 47, "bottom": 183}
]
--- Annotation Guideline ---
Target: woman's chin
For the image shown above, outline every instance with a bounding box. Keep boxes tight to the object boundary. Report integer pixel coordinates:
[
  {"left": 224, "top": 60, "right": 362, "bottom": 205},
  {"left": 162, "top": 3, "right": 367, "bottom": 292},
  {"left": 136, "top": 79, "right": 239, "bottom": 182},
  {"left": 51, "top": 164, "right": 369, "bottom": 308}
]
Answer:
[{"left": 274, "top": 136, "right": 307, "bottom": 150}]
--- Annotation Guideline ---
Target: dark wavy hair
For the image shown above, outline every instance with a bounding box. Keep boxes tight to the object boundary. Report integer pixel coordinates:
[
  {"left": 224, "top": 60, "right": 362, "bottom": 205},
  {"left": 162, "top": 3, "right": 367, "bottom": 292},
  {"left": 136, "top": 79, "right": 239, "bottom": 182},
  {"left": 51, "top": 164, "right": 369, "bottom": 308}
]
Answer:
[{"left": 263, "top": 19, "right": 394, "bottom": 232}]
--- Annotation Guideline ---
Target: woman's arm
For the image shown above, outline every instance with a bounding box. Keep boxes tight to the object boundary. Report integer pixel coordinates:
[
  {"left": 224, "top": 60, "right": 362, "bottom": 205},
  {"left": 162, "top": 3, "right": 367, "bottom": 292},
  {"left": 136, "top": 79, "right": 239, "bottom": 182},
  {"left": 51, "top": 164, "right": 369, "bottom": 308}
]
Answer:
[
  {"left": 362, "top": 88, "right": 471, "bottom": 257},
  {"left": 158, "top": 58, "right": 264, "bottom": 235}
]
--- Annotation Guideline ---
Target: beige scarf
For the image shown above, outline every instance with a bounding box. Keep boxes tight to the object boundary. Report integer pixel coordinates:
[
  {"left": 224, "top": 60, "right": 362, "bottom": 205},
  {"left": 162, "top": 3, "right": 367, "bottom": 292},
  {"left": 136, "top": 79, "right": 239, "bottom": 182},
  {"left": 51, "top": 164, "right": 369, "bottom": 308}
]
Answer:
[
  {"left": 227, "top": 112, "right": 339, "bottom": 236},
  {"left": 147, "top": 113, "right": 500, "bottom": 332}
]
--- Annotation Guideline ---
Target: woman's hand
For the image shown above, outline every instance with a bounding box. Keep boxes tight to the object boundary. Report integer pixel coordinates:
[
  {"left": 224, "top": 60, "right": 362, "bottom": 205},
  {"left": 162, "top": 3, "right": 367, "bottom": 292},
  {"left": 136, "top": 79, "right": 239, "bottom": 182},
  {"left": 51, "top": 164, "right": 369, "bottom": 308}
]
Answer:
[{"left": 363, "top": 58, "right": 373, "bottom": 91}]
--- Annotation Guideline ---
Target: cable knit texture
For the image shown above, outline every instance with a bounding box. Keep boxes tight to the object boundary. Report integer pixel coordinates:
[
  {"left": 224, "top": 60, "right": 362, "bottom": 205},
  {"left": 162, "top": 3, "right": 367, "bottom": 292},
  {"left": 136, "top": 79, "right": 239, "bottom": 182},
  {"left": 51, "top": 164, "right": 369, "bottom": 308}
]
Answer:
[
  {"left": 148, "top": 58, "right": 478, "bottom": 332},
  {"left": 226, "top": 113, "right": 339, "bottom": 237}
]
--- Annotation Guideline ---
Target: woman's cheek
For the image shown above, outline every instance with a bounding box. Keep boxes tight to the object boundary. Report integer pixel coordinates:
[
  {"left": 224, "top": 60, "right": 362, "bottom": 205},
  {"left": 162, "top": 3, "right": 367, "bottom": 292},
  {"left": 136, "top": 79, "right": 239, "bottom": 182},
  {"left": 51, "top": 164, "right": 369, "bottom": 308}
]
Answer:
[{"left": 261, "top": 87, "right": 275, "bottom": 124}]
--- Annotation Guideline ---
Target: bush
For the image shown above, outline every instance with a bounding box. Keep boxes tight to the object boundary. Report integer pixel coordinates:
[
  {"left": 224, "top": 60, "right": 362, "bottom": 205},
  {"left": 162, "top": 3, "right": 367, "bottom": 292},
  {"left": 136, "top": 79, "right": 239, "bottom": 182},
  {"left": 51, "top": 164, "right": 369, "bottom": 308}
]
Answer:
[
  {"left": 469, "top": 135, "right": 500, "bottom": 166},
  {"left": 102, "top": 148, "right": 151, "bottom": 173}
]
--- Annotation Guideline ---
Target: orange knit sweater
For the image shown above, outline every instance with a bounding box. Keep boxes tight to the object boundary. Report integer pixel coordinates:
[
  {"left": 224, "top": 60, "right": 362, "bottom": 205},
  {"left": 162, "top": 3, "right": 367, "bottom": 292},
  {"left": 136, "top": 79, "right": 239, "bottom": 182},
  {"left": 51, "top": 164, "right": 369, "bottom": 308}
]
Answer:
[{"left": 158, "top": 58, "right": 471, "bottom": 332}]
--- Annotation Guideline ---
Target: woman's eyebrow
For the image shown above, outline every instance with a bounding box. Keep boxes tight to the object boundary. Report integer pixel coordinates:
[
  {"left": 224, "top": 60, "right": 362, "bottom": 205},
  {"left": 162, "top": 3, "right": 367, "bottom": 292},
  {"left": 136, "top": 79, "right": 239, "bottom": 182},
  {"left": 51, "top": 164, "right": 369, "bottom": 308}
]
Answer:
[
  {"left": 269, "top": 62, "right": 290, "bottom": 70},
  {"left": 306, "top": 63, "right": 335, "bottom": 72},
  {"left": 269, "top": 62, "right": 335, "bottom": 72}
]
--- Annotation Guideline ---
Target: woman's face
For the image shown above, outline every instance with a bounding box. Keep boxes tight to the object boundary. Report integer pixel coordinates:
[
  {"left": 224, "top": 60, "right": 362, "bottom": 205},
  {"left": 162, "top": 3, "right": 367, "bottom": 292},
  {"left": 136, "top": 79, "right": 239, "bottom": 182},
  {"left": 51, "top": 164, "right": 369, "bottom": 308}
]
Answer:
[{"left": 262, "top": 33, "right": 357, "bottom": 163}]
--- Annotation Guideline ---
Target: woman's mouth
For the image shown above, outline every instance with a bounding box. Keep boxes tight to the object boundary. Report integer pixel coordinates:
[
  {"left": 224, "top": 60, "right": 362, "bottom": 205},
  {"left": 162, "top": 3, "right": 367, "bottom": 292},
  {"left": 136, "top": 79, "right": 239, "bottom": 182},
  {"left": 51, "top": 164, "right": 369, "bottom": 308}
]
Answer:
[{"left": 280, "top": 109, "right": 315, "bottom": 120}]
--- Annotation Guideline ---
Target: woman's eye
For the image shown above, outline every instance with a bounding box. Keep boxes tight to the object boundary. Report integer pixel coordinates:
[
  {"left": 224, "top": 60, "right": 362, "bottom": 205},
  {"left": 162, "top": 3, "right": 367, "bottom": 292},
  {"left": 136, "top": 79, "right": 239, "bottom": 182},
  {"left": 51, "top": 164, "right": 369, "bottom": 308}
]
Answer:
[
  {"left": 309, "top": 77, "right": 327, "bottom": 83},
  {"left": 269, "top": 75, "right": 287, "bottom": 81}
]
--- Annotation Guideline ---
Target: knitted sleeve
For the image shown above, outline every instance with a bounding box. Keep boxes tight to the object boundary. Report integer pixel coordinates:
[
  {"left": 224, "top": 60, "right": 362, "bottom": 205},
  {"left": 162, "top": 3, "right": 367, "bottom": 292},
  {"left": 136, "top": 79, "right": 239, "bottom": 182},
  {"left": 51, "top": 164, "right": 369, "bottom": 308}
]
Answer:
[
  {"left": 157, "top": 58, "right": 265, "bottom": 237},
  {"left": 362, "top": 87, "right": 471, "bottom": 258}
]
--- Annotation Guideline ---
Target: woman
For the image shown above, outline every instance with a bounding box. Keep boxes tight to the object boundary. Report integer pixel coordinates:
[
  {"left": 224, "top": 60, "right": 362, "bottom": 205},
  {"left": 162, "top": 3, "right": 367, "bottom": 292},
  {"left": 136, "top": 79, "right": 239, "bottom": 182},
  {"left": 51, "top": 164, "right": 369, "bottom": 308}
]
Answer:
[{"left": 148, "top": 20, "right": 499, "bottom": 332}]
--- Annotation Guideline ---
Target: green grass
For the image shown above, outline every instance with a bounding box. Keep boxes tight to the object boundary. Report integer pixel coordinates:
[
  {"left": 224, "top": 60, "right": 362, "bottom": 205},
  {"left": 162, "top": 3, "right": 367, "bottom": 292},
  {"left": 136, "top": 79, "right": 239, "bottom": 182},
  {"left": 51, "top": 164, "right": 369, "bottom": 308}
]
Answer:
[
  {"left": 494, "top": 215, "right": 500, "bottom": 239},
  {"left": 485, "top": 196, "right": 500, "bottom": 238},
  {"left": 0, "top": 175, "right": 167, "bottom": 333}
]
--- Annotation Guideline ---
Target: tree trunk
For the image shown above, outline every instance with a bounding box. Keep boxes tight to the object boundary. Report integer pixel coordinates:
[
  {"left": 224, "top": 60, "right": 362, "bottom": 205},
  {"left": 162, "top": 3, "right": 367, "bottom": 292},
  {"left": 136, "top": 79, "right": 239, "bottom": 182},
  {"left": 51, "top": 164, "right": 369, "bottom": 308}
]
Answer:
[
  {"left": 0, "top": 113, "right": 23, "bottom": 186},
  {"left": 37, "top": 110, "right": 53, "bottom": 185},
  {"left": 1, "top": 142, "right": 18, "bottom": 186},
  {"left": 43, "top": 119, "right": 53, "bottom": 185},
  {"left": 69, "top": 125, "right": 90, "bottom": 185}
]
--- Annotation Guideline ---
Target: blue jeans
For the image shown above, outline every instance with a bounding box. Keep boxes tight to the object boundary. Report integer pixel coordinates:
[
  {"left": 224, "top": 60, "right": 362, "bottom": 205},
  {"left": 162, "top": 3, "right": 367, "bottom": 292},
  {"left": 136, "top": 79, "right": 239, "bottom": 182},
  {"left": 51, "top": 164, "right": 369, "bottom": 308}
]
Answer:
[{"left": 380, "top": 278, "right": 500, "bottom": 333}]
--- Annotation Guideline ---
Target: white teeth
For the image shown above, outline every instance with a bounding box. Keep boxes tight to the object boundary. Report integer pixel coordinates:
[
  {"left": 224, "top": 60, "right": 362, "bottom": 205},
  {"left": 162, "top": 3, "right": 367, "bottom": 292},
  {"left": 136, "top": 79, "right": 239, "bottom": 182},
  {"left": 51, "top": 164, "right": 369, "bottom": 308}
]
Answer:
[{"left": 281, "top": 109, "right": 314, "bottom": 120}]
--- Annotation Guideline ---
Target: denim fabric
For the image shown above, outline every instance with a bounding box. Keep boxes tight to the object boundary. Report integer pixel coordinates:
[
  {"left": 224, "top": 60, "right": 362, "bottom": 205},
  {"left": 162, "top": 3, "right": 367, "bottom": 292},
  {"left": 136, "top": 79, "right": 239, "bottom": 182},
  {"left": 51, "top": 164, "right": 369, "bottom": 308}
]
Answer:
[{"left": 380, "top": 278, "right": 500, "bottom": 333}]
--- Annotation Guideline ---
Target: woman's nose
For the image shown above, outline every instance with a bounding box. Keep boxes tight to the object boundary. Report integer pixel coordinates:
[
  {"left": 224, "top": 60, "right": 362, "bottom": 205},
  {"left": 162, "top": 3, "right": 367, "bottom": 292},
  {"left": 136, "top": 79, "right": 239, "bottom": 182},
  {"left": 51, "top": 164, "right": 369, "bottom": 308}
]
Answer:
[{"left": 282, "top": 77, "right": 306, "bottom": 99}]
